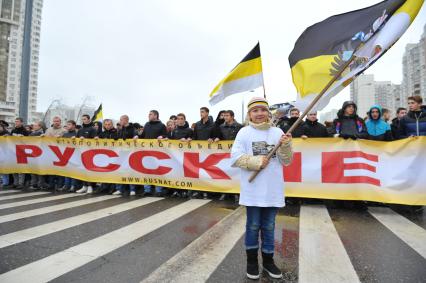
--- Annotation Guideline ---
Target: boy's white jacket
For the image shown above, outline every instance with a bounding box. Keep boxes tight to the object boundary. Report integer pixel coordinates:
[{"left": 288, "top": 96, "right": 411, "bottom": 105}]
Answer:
[{"left": 231, "top": 125, "right": 292, "bottom": 207}]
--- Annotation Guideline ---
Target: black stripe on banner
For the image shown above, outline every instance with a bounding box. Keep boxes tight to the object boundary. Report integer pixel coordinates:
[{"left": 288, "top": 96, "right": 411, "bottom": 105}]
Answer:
[
  {"left": 288, "top": 0, "right": 406, "bottom": 67},
  {"left": 328, "top": 206, "right": 426, "bottom": 283}
]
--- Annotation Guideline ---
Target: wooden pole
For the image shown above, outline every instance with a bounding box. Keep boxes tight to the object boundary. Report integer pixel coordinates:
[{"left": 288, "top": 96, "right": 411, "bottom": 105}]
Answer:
[{"left": 248, "top": 54, "right": 356, "bottom": 183}]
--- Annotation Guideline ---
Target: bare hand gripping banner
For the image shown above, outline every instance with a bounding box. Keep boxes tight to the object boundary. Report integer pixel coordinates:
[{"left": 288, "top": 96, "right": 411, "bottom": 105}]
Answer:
[{"left": 0, "top": 136, "right": 425, "bottom": 205}]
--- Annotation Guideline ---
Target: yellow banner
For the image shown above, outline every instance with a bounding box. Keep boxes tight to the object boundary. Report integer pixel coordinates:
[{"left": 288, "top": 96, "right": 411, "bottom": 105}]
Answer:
[{"left": 0, "top": 136, "right": 425, "bottom": 205}]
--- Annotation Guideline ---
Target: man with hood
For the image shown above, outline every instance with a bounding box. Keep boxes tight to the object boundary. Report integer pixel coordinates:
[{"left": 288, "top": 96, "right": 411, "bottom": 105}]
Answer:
[
  {"left": 331, "top": 101, "right": 368, "bottom": 140},
  {"left": 365, "top": 105, "right": 393, "bottom": 141},
  {"left": 399, "top": 95, "right": 426, "bottom": 138},
  {"left": 140, "top": 110, "right": 167, "bottom": 197},
  {"left": 281, "top": 108, "right": 305, "bottom": 137}
]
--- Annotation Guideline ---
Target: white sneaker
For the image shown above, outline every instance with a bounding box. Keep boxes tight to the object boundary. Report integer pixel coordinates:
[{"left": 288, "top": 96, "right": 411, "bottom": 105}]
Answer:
[
  {"left": 68, "top": 186, "right": 75, "bottom": 192},
  {"left": 112, "top": 190, "right": 122, "bottom": 195},
  {"left": 76, "top": 186, "right": 88, "bottom": 193},
  {"left": 87, "top": 186, "right": 93, "bottom": 194},
  {"left": 130, "top": 191, "right": 136, "bottom": 196}
]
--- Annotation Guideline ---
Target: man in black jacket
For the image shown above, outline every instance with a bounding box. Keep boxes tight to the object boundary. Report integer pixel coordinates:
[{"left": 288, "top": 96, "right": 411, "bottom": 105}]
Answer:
[
  {"left": 169, "top": 113, "right": 193, "bottom": 140},
  {"left": 77, "top": 114, "right": 97, "bottom": 139},
  {"left": 140, "top": 110, "right": 167, "bottom": 139},
  {"left": 281, "top": 108, "right": 305, "bottom": 137},
  {"left": 169, "top": 113, "right": 193, "bottom": 198},
  {"left": 98, "top": 119, "right": 118, "bottom": 139},
  {"left": 391, "top": 107, "right": 407, "bottom": 140},
  {"left": 76, "top": 115, "right": 97, "bottom": 194},
  {"left": 11, "top": 117, "right": 28, "bottom": 189},
  {"left": 117, "top": 115, "right": 138, "bottom": 140},
  {"left": 141, "top": 110, "right": 167, "bottom": 197},
  {"left": 218, "top": 110, "right": 242, "bottom": 202},
  {"left": 11, "top": 117, "right": 29, "bottom": 137},
  {"left": 220, "top": 110, "right": 243, "bottom": 140},
  {"left": 302, "top": 112, "right": 329, "bottom": 138},
  {"left": 192, "top": 107, "right": 215, "bottom": 199},
  {"left": 193, "top": 107, "right": 214, "bottom": 141}
]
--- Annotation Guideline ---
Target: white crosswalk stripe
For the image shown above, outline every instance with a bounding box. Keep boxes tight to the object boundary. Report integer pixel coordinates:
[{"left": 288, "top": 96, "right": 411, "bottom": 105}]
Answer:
[
  {"left": 0, "top": 195, "right": 119, "bottom": 224},
  {"left": 0, "top": 193, "right": 80, "bottom": 209},
  {"left": 299, "top": 205, "right": 360, "bottom": 283},
  {"left": 0, "top": 190, "right": 21, "bottom": 194},
  {"left": 0, "top": 191, "right": 49, "bottom": 201},
  {"left": 0, "top": 199, "right": 210, "bottom": 283},
  {"left": 368, "top": 207, "right": 426, "bottom": 259},
  {"left": 0, "top": 197, "right": 162, "bottom": 248}
]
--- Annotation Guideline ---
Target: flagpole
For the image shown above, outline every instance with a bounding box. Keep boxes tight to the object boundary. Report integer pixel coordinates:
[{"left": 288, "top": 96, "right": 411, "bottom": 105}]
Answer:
[
  {"left": 241, "top": 94, "right": 244, "bottom": 123},
  {"left": 248, "top": 53, "right": 356, "bottom": 183},
  {"left": 262, "top": 80, "right": 267, "bottom": 99},
  {"left": 259, "top": 41, "right": 267, "bottom": 99}
]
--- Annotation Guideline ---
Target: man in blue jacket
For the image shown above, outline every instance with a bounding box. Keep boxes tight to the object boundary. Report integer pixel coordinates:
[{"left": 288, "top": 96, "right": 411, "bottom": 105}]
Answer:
[
  {"left": 365, "top": 105, "right": 393, "bottom": 141},
  {"left": 399, "top": 95, "right": 426, "bottom": 138}
]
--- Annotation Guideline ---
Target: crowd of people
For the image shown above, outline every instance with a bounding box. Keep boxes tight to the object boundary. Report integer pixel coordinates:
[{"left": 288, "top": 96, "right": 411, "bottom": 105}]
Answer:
[{"left": 0, "top": 95, "right": 425, "bottom": 203}]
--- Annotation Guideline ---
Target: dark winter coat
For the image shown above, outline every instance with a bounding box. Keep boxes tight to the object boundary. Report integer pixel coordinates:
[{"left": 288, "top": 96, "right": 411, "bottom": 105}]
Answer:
[
  {"left": 29, "top": 129, "right": 44, "bottom": 136},
  {"left": 77, "top": 123, "right": 97, "bottom": 138},
  {"left": 99, "top": 128, "right": 118, "bottom": 139},
  {"left": 303, "top": 120, "right": 329, "bottom": 138},
  {"left": 281, "top": 117, "right": 305, "bottom": 138},
  {"left": 117, "top": 124, "right": 136, "bottom": 140},
  {"left": 275, "top": 116, "right": 290, "bottom": 129},
  {"left": 62, "top": 130, "right": 78, "bottom": 138},
  {"left": 11, "top": 126, "right": 29, "bottom": 136},
  {"left": 399, "top": 106, "right": 426, "bottom": 138},
  {"left": 210, "top": 117, "right": 225, "bottom": 140},
  {"left": 169, "top": 125, "right": 193, "bottom": 140},
  {"left": 220, "top": 121, "right": 243, "bottom": 140},
  {"left": 331, "top": 102, "right": 368, "bottom": 139},
  {"left": 391, "top": 117, "right": 402, "bottom": 140},
  {"left": 193, "top": 116, "right": 215, "bottom": 140},
  {"left": 141, "top": 120, "right": 167, "bottom": 139}
]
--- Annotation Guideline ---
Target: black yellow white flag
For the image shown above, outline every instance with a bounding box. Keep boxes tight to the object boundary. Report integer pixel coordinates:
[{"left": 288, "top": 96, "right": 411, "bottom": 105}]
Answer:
[
  {"left": 289, "top": 0, "right": 424, "bottom": 111},
  {"left": 209, "top": 43, "right": 264, "bottom": 106},
  {"left": 91, "top": 103, "right": 103, "bottom": 123}
]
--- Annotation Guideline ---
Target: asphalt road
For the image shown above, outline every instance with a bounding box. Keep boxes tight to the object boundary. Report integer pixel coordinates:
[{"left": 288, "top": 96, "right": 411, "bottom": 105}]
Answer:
[{"left": 0, "top": 189, "right": 424, "bottom": 283}]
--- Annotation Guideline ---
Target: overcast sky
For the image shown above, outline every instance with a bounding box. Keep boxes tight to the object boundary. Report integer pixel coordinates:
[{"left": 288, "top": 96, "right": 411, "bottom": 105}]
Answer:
[{"left": 37, "top": 0, "right": 426, "bottom": 124}]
